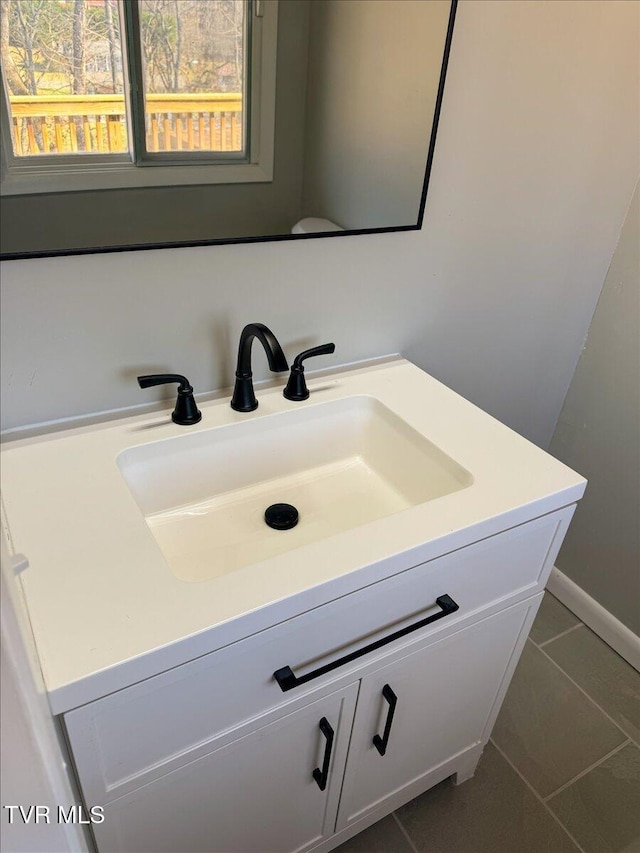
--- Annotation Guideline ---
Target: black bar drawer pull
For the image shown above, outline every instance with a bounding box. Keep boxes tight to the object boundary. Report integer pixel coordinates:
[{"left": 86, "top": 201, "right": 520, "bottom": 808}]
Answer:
[
  {"left": 313, "top": 717, "right": 334, "bottom": 791},
  {"left": 373, "top": 684, "right": 397, "bottom": 756},
  {"left": 274, "top": 594, "right": 459, "bottom": 692}
]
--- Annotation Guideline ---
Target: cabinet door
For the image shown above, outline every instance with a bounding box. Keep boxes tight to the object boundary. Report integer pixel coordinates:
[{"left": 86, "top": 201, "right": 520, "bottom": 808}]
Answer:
[
  {"left": 94, "top": 684, "right": 358, "bottom": 853},
  {"left": 336, "top": 598, "right": 537, "bottom": 830}
]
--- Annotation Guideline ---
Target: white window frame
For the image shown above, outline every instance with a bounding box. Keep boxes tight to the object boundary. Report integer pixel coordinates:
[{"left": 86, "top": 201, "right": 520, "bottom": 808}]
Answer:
[{"left": 0, "top": 0, "right": 277, "bottom": 197}]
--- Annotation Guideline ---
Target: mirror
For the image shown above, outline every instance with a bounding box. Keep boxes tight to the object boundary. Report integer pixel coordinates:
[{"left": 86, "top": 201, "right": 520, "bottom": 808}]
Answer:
[{"left": 0, "top": 0, "right": 456, "bottom": 259}]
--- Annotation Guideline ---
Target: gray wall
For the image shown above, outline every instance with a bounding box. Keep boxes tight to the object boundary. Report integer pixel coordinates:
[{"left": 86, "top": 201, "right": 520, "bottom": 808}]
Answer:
[
  {"left": 302, "top": 0, "right": 450, "bottom": 229},
  {"left": 550, "top": 184, "right": 639, "bottom": 635},
  {"left": 1, "top": 0, "right": 638, "bottom": 451}
]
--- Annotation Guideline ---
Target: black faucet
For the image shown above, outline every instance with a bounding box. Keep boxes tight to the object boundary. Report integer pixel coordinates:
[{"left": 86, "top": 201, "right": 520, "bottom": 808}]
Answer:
[{"left": 230, "top": 323, "right": 289, "bottom": 412}]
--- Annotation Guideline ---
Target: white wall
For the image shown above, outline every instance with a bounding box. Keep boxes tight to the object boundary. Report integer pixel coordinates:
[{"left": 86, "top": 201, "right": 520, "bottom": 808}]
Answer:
[
  {"left": 1, "top": 0, "right": 638, "bottom": 447},
  {"left": 549, "top": 184, "right": 639, "bottom": 636}
]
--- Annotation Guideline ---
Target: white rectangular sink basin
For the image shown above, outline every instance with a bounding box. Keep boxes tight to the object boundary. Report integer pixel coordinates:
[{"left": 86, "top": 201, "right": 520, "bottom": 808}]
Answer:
[{"left": 117, "top": 396, "right": 473, "bottom": 582}]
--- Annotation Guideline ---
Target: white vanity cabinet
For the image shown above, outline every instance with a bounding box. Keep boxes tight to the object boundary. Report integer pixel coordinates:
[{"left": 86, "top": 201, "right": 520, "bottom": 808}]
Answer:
[
  {"left": 83, "top": 598, "right": 538, "bottom": 853},
  {"left": 335, "top": 597, "right": 537, "bottom": 834},
  {"left": 1, "top": 358, "right": 586, "bottom": 852},
  {"left": 63, "top": 507, "right": 572, "bottom": 853},
  {"left": 93, "top": 685, "right": 359, "bottom": 853}
]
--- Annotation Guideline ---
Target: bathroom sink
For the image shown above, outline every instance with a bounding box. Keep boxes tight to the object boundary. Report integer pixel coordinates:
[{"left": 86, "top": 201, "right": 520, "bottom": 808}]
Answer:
[
  {"left": 1, "top": 356, "right": 587, "bottom": 712},
  {"left": 117, "top": 396, "right": 472, "bottom": 582}
]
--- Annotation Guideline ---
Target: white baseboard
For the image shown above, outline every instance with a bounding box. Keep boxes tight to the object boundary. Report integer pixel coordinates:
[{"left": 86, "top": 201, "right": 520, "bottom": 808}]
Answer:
[{"left": 547, "top": 567, "right": 640, "bottom": 672}]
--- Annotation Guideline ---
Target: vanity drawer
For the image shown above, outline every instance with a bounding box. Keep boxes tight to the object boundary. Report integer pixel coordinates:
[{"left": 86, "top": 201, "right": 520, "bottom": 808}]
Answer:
[{"left": 65, "top": 507, "right": 572, "bottom": 804}]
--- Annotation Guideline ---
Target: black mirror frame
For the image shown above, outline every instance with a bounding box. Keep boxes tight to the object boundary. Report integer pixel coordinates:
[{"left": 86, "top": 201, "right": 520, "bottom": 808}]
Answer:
[{"left": 0, "top": 0, "right": 457, "bottom": 262}]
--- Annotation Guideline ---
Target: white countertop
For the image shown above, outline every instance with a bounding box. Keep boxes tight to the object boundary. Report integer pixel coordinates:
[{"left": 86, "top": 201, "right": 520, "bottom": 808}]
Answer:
[{"left": 1, "top": 358, "right": 585, "bottom": 714}]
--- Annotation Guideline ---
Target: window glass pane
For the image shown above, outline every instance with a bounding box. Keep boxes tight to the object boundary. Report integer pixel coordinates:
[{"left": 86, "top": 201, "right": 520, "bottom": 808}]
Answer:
[
  {"left": 1, "top": 0, "right": 128, "bottom": 157},
  {"left": 138, "top": 0, "right": 245, "bottom": 154}
]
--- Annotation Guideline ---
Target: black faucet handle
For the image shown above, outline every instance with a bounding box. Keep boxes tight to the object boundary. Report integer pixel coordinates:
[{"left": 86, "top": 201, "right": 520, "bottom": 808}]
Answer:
[
  {"left": 284, "top": 343, "right": 336, "bottom": 401},
  {"left": 138, "top": 373, "right": 192, "bottom": 391},
  {"left": 291, "top": 343, "right": 336, "bottom": 371},
  {"left": 137, "top": 374, "right": 202, "bottom": 425}
]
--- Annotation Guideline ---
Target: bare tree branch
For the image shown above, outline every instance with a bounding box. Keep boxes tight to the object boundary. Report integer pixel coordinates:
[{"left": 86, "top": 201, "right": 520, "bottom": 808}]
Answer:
[{"left": 1, "top": 0, "right": 29, "bottom": 94}]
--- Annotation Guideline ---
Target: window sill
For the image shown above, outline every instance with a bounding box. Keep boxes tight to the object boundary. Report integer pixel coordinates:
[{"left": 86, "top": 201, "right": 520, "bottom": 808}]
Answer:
[{"left": 0, "top": 158, "right": 274, "bottom": 197}]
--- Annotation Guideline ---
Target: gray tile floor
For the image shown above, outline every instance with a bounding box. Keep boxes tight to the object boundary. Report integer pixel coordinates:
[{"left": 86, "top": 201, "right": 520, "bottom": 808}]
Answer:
[{"left": 334, "top": 593, "right": 640, "bottom": 853}]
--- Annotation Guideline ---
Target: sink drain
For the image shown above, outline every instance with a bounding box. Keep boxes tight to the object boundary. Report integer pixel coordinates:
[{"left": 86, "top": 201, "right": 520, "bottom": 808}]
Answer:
[{"left": 264, "top": 503, "right": 299, "bottom": 530}]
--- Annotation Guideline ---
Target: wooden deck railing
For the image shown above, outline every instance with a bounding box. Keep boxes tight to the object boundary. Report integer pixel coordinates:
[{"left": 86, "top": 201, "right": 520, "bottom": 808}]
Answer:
[{"left": 9, "top": 92, "right": 243, "bottom": 155}]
